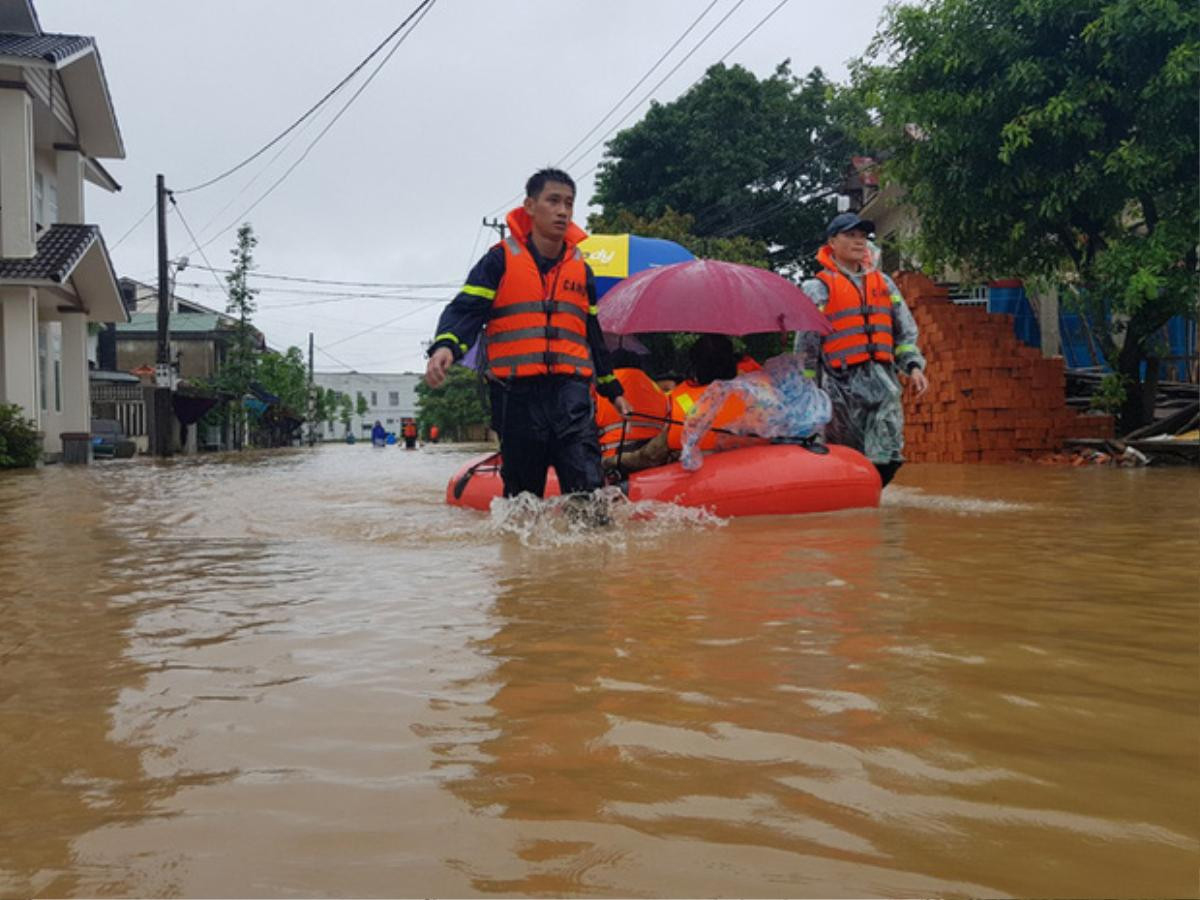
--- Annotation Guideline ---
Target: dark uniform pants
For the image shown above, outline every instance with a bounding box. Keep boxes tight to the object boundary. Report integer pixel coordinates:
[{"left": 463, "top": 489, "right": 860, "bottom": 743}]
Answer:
[{"left": 489, "top": 376, "right": 604, "bottom": 498}]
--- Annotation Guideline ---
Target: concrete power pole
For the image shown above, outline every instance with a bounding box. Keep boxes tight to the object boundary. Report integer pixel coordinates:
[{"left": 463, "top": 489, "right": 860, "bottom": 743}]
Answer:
[
  {"left": 482, "top": 216, "right": 507, "bottom": 241},
  {"left": 308, "top": 331, "right": 315, "bottom": 446},
  {"left": 151, "top": 173, "right": 174, "bottom": 457}
]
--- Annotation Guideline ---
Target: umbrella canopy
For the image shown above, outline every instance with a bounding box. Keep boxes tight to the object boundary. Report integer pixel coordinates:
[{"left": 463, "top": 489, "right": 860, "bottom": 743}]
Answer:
[
  {"left": 598, "top": 259, "right": 832, "bottom": 337},
  {"left": 579, "top": 233, "right": 695, "bottom": 298}
]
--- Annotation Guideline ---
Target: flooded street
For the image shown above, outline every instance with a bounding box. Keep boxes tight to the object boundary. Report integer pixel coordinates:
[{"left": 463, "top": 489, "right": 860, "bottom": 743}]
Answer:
[{"left": 1, "top": 445, "right": 1196, "bottom": 898}]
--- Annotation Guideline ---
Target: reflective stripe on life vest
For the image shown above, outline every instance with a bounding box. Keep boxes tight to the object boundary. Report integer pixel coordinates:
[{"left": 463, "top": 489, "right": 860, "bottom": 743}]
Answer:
[{"left": 665, "top": 381, "right": 746, "bottom": 451}]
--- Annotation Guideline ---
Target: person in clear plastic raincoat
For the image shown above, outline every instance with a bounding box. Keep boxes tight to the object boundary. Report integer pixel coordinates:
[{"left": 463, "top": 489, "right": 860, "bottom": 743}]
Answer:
[
  {"left": 679, "top": 352, "right": 831, "bottom": 471},
  {"left": 793, "top": 212, "right": 928, "bottom": 486}
]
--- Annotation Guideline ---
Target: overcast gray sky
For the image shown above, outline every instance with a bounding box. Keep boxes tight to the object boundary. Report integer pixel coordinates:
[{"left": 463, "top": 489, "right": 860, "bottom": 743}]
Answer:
[{"left": 38, "top": 0, "right": 891, "bottom": 373}]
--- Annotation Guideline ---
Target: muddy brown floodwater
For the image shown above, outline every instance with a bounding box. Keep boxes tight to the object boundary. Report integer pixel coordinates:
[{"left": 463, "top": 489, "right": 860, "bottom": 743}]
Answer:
[{"left": 0, "top": 444, "right": 1196, "bottom": 898}]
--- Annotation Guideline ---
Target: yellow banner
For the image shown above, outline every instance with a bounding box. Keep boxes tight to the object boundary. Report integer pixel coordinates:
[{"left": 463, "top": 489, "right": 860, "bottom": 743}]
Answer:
[{"left": 579, "top": 234, "right": 629, "bottom": 278}]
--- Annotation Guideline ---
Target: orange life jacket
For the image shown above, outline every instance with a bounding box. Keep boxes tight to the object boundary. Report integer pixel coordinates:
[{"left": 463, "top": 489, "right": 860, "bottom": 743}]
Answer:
[
  {"left": 665, "top": 381, "right": 747, "bottom": 451},
  {"left": 736, "top": 355, "right": 761, "bottom": 374},
  {"left": 484, "top": 209, "right": 593, "bottom": 380},
  {"left": 595, "top": 368, "right": 669, "bottom": 460},
  {"left": 403, "top": 422, "right": 417, "bottom": 438},
  {"left": 815, "top": 244, "right": 894, "bottom": 370}
]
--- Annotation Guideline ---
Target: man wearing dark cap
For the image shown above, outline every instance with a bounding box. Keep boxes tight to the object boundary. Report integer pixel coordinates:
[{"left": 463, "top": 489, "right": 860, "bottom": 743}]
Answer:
[{"left": 794, "top": 212, "right": 928, "bottom": 486}]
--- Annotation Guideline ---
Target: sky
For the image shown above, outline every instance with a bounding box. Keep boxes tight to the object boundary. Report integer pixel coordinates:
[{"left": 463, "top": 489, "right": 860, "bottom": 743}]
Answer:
[{"left": 37, "top": 0, "right": 893, "bottom": 374}]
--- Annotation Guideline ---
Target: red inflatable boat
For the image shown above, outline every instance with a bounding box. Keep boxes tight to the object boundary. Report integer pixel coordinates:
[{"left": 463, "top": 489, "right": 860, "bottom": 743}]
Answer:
[{"left": 445, "top": 443, "right": 881, "bottom": 518}]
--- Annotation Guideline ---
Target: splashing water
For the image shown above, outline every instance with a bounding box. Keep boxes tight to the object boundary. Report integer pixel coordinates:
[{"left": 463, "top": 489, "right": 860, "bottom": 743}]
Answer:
[{"left": 487, "top": 486, "right": 726, "bottom": 548}]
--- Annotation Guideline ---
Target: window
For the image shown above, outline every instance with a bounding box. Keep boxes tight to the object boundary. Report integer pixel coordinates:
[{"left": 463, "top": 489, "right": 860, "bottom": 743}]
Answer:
[
  {"left": 388, "top": 391, "right": 399, "bottom": 407},
  {"left": 370, "top": 391, "right": 377, "bottom": 406}
]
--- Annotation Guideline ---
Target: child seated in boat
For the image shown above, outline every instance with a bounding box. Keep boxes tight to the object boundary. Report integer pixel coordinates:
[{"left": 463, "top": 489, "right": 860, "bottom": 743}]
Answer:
[
  {"left": 594, "top": 361, "right": 670, "bottom": 469},
  {"left": 678, "top": 352, "right": 832, "bottom": 470},
  {"left": 602, "top": 335, "right": 745, "bottom": 472}
]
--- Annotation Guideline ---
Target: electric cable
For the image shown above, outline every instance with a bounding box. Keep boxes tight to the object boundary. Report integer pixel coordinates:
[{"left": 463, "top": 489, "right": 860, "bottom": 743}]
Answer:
[
  {"left": 175, "top": 0, "right": 435, "bottom": 195},
  {"left": 182, "top": 0, "right": 438, "bottom": 256},
  {"left": 109, "top": 200, "right": 156, "bottom": 251}
]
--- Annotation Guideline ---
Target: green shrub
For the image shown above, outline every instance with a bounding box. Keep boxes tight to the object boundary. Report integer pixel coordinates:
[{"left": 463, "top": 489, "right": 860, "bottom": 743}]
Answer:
[{"left": 0, "top": 404, "right": 42, "bottom": 468}]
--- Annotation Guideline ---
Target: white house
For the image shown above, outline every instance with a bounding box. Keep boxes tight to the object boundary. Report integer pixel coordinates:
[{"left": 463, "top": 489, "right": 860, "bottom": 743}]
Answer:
[
  {"left": 0, "top": 0, "right": 126, "bottom": 460},
  {"left": 312, "top": 371, "right": 421, "bottom": 440}
]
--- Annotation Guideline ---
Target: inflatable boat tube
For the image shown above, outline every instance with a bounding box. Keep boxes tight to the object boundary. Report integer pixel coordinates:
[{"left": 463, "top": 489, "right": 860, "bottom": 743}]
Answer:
[{"left": 446, "top": 443, "right": 881, "bottom": 518}]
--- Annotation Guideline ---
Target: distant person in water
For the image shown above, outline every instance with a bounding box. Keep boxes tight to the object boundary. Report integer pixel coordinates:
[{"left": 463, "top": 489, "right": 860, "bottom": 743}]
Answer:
[{"left": 371, "top": 420, "right": 386, "bottom": 445}]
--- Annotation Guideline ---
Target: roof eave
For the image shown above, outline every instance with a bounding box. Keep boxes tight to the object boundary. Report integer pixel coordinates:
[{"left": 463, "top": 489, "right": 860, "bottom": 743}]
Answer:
[
  {"left": 84, "top": 156, "right": 121, "bottom": 192},
  {"left": 57, "top": 47, "right": 124, "bottom": 159}
]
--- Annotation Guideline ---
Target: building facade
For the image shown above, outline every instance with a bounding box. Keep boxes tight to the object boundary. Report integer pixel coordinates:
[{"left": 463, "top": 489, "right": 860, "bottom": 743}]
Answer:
[
  {"left": 312, "top": 372, "right": 421, "bottom": 441},
  {"left": 0, "top": 0, "right": 126, "bottom": 459}
]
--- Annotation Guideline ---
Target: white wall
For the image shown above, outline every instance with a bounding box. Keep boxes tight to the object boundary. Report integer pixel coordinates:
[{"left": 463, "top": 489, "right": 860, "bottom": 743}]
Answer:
[{"left": 312, "top": 371, "right": 421, "bottom": 439}]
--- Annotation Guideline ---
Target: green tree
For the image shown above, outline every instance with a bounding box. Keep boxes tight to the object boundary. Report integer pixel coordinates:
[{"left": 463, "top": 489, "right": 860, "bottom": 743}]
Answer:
[
  {"left": 859, "top": 0, "right": 1199, "bottom": 429},
  {"left": 218, "top": 223, "right": 260, "bottom": 399},
  {"left": 338, "top": 393, "right": 354, "bottom": 436},
  {"left": 0, "top": 404, "right": 41, "bottom": 468},
  {"left": 593, "top": 62, "right": 870, "bottom": 273},
  {"left": 313, "top": 386, "right": 338, "bottom": 437},
  {"left": 257, "top": 346, "right": 308, "bottom": 413},
  {"left": 415, "top": 365, "right": 489, "bottom": 441},
  {"left": 356, "top": 391, "right": 369, "bottom": 418}
]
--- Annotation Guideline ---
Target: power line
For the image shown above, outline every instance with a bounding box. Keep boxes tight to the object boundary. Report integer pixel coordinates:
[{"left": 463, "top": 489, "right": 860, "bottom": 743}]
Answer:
[
  {"left": 183, "top": 263, "right": 456, "bottom": 290},
  {"left": 319, "top": 300, "right": 444, "bottom": 349},
  {"left": 560, "top": 0, "right": 751, "bottom": 175},
  {"left": 181, "top": 0, "right": 438, "bottom": 256},
  {"left": 169, "top": 197, "right": 233, "bottom": 304},
  {"left": 175, "top": 0, "right": 435, "bottom": 195},
  {"left": 716, "top": 0, "right": 790, "bottom": 64},
  {"left": 109, "top": 200, "right": 156, "bottom": 250},
  {"left": 484, "top": 0, "right": 731, "bottom": 218},
  {"left": 568, "top": 0, "right": 797, "bottom": 190},
  {"left": 553, "top": 0, "right": 723, "bottom": 171}
]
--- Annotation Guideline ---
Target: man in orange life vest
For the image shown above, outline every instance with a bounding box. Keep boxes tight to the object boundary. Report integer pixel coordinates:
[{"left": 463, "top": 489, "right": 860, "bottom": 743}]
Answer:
[
  {"left": 425, "top": 169, "right": 632, "bottom": 497},
  {"left": 795, "top": 213, "right": 929, "bottom": 486}
]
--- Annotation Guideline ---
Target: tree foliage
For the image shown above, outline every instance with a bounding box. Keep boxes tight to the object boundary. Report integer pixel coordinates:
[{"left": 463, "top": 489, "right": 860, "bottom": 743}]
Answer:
[
  {"left": 215, "top": 223, "right": 260, "bottom": 400},
  {"left": 415, "top": 365, "right": 489, "bottom": 440},
  {"left": 592, "top": 62, "right": 870, "bottom": 274},
  {"left": 0, "top": 403, "right": 41, "bottom": 468},
  {"left": 859, "top": 0, "right": 1199, "bottom": 428},
  {"left": 256, "top": 346, "right": 308, "bottom": 413},
  {"left": 587, "top": 207, "right": 768, "bottom": 268}
]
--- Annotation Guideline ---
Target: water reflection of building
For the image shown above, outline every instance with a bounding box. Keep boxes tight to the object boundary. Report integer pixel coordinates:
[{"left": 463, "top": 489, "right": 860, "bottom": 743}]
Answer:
[
  {"left": 0, "top": 0, "right": 127, "bottom": 461},
  {"left": 0, "top": 471, "right": 175, "bottom": 897}
]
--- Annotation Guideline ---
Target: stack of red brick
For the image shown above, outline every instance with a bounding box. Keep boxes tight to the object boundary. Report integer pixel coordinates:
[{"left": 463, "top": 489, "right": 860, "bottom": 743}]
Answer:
[{"left": 895, "top": 273, "right": 1114, "bottom": 463}]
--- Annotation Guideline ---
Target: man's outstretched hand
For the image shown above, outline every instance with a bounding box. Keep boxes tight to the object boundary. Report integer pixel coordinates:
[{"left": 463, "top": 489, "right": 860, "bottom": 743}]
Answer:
[
  {"left": 906, "top": 368, "right": 929, "bottom": 398},
  {"left": 425, "top": 346, "right": 454, "bottom": 388}
]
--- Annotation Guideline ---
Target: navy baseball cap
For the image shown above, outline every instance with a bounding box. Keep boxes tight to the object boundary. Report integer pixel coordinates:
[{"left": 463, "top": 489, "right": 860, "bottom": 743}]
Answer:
[{"left": 825, "top": 212, "right": 875, "bottom": 239}]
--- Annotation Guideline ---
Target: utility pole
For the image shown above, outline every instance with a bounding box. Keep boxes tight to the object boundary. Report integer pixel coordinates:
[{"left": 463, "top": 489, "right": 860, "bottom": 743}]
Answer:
[
  {"left": 307, "top": 331, "right": 315, "bottom": 447},
  {"left": 482, "top": 216, "right": 507, "bottom": 241},
  {"left": 151, "top": 174, "right": 174, "bottom": 457}
]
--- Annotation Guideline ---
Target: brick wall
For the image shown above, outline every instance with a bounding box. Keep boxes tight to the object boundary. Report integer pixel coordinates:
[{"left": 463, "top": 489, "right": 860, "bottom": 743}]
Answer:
[{"left": 896, "top": 273, "right": 1113, "bottom": 463}]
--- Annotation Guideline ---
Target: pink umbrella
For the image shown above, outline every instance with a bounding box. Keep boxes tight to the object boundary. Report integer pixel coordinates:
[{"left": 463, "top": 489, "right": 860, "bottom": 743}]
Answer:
[{"left": 597, "top": 259, "right": 832, "bottom": 337}]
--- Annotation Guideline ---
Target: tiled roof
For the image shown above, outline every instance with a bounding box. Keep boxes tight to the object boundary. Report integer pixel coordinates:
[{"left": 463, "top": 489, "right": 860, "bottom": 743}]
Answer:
[
  {"left": 0, "top": 31, "right": 93, "bottom": 64},
  {"left": 0, "top": 224, "right": 100, "bottom": 282},
  {"left": 114, "top": 312, "right": 226, "bottom": 335}
]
